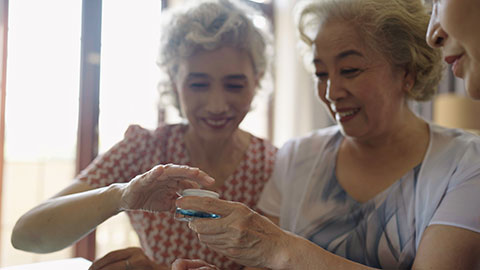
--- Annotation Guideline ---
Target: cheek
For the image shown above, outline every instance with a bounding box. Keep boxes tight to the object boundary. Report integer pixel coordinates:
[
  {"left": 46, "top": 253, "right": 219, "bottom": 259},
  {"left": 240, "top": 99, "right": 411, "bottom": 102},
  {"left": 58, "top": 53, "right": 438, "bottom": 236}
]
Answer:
[
  {"left": 177, "top": 91, "right": 189, "bottom": 110},
  {"left": 178, "top": 91, "right": 202, "bottom": 113},
  {"left": 441, "top": 0, "right": 470, "bottom": 41},
  {"left": 319, "top": 94, "right": 329, "bottom": 107},
  {"left": 232, "top": 91, "right": 255, "bottom": 111},
  {"left": 316, "top": 83, "right": 327, "bottom": 101},
  {"left": 466, "top": 35, "right": 480, "bottom": 65},
  {"left": 316, "top": 87, "right": 335, "bottom": 117},
  {"left": 365, "top": 93, "right": 397, "bottom": 120},
  {"left": 466, "top": 67, "right": 480, "bottom": 99},
  {"left": 235, "top": 96, "right": 254, "bottom": 112}
]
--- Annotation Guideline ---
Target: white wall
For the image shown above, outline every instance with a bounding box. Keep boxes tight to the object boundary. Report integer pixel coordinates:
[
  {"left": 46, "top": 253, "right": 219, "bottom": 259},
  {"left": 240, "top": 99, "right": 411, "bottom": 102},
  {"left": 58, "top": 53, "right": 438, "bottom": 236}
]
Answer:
[{"left": 272, "top": 0, "right": 332, "bottom": 147}]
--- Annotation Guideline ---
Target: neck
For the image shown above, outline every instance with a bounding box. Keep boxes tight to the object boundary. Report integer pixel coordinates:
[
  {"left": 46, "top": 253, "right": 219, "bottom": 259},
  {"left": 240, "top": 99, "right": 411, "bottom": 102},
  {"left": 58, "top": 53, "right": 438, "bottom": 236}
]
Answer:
[
  {"left": 344, "top": 109, "right": 429, "bottom": 156},
  {"left": 184, "top": 127, "right": 250, "bottom": 166}
]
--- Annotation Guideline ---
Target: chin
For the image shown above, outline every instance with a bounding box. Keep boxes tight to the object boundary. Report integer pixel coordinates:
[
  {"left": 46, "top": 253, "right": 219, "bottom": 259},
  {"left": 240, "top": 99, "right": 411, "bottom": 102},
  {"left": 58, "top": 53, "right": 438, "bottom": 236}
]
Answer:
[
  {"left": 465, "top": 75, "right": 480, "bottom": 100},
  {"left": 338, "top": 126, "right": 361, "bottom": 139},
  {"left": 205, "top": 127, "right": 236, "bottom": 139},
  {"left": 467, "top": 89, "right": 480, "bottom": 100}
]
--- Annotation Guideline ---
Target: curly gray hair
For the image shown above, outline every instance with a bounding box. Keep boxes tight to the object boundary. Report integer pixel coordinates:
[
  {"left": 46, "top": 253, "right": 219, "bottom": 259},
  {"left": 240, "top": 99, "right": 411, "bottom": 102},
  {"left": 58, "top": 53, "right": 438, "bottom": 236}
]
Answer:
[
  {"left": 157, "top": 0, "right": 272, "bottom": 112},
  {"left": 296, "top": 0, "right": 443, "bottom": 101}
]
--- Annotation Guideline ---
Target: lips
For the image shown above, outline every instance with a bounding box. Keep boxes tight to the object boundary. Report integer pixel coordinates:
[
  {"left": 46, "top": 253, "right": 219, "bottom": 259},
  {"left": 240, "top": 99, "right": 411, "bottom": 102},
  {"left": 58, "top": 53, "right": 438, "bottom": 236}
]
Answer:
[
  {"left": 445, "top": 54, "right": 464, "bottom": 77},
  {"left": 333, "top": 108, "right": 361, "bottom": 123},
  {"left": 202, "top": 117, "right": 233, "bottom": 129}
]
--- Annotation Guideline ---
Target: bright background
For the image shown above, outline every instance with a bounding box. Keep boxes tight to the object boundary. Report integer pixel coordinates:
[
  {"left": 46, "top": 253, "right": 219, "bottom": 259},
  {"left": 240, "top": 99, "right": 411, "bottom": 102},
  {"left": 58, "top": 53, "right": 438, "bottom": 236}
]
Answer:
[{"left": 1, "top": 0, "right": 284, "bottom": 266}]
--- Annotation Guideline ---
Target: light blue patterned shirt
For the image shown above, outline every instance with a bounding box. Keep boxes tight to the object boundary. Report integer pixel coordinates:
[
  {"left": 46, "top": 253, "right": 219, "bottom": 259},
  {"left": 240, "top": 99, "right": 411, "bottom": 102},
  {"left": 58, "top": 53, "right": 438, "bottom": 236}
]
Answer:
[{"left": 258, "top": 124, "right": 480, "bottom": 269}]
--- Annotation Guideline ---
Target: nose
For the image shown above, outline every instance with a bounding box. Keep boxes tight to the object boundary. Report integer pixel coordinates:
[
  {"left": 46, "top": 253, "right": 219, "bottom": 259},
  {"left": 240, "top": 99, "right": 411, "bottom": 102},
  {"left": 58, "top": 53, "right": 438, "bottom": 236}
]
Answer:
[
  {"left": 325, "top": 76, "right": 347, "bottom": 103},
  {"left": 426, "top": 7, "right": 448, "bottom": 48},
  {"left": 205, "top": 85, "right": 228, "bottom": 114}
]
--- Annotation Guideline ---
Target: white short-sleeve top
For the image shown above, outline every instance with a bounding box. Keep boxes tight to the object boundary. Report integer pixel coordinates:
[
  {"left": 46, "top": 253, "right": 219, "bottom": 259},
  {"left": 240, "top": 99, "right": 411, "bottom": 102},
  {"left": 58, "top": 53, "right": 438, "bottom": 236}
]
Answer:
[{"left": 258, "top": 123, "right": 480, "bottom": 269}]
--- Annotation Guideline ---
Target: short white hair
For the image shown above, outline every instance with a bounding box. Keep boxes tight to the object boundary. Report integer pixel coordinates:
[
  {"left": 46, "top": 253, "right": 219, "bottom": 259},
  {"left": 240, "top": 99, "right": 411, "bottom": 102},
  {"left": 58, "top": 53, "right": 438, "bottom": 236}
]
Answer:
[
  {"left": 296, "top": 0, "right": 443, "bottom": 101},
  {"left": 156, "top": 0, "right": 272, "bottom": 111}
]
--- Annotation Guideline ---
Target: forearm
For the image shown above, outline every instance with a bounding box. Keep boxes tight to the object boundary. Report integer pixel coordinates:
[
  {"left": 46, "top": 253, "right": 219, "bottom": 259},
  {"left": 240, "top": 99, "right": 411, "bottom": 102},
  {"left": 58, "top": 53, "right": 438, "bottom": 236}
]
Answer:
[
  {"left": 273, "top": 231, "right": 378, "bottom": 270},
  {"left": 11, "top": 183, "right": 124, "bottom": 253}
]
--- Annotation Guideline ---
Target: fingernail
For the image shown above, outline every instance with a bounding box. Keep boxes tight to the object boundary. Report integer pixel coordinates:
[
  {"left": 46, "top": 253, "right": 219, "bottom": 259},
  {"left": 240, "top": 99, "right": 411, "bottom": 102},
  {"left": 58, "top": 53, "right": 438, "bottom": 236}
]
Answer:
[{"left": 206, "top": 176, "right": 215, "bottom": 183}]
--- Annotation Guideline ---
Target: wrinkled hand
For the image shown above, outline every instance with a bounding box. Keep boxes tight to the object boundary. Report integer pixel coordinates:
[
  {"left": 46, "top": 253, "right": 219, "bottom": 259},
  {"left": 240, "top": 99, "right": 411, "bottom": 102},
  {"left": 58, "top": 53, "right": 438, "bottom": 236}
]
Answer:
[
  {"left": 171, "top": 259, "right": 220, "bottom": 270},
  {"left": 176, "top": 197, "right": 290, "bottom": 269},
  {"left": 88, "top": 247, "right": 168, "bottom": 270},
  {"left": 118, "top": 164, "right": 215, "bottom": 212}
]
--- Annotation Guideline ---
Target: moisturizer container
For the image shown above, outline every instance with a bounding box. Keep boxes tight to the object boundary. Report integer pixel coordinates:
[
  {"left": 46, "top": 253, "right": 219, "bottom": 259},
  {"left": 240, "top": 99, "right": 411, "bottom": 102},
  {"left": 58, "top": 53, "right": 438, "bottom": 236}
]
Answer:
[{"left": 175, "top": 189, "right": 221, "bottom": 222}]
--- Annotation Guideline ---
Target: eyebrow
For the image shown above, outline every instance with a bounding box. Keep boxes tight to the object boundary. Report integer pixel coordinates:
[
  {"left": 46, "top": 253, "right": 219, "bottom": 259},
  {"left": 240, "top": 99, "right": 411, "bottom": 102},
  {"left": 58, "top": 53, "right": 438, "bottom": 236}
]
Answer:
[
  {"left": 186, "top": 73, "right": 209, "bottom": 80},
  {"left": 185, "top": 73, "right": 247, "bottom": 80},
  {"left": 337, "top": 50, "right": 363, "bottom": 60},
  {"left": 313, "top": 49, "right": 364, "bottom": 64},
  {"left": 224, "top": 74, "right": 247, "bottom": 80}
]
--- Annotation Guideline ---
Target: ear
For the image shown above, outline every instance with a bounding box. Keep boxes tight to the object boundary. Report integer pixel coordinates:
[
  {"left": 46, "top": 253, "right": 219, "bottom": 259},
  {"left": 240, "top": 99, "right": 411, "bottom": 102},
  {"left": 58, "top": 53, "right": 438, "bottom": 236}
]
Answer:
[{"left": 403, "top": 69, "right": 416, "bottom": 93}]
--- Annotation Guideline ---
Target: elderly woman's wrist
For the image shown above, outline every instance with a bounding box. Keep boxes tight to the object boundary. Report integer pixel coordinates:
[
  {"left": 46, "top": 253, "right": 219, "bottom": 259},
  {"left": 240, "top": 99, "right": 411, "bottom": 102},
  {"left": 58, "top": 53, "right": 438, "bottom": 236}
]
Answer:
[
  {"left": 269, "top": 231, "right": 330, "bottom": 270},
  {"left": 266, "top": 230, "right": 301, "bottom": 270},
  {"left": 104, "top": 183, "right": 127, "bottom": 214}
]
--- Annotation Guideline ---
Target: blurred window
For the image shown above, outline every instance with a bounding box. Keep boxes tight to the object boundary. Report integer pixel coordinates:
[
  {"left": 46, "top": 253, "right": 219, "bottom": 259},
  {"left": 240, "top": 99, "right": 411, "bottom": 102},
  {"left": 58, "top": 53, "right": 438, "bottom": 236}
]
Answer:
[
  {"left": 95, "top": 0, "right": 163, "bottom": 258},
  {"left": 1, "top": 0, "right": 81, "bottom": 266}
]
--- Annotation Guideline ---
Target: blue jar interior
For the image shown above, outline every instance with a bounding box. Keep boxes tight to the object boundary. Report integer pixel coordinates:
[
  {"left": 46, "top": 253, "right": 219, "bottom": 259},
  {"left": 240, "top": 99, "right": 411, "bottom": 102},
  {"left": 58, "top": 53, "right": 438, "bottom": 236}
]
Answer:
[{"left": 175, "top": 208, "right": 221, "bottom": 222}]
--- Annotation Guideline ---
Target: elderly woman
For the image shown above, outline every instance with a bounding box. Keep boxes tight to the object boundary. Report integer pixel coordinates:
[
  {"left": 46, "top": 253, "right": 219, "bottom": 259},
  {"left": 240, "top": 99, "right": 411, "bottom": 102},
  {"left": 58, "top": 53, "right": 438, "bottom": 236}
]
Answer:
[
  {"left": 11, "top": 0, "right": 276, "bottom": 269},
  {"left": 174, "top": 0, "right": 480, "bottom": 269},
  {"left": 426, "top": 0, "right": 480, "bottom": 99}
]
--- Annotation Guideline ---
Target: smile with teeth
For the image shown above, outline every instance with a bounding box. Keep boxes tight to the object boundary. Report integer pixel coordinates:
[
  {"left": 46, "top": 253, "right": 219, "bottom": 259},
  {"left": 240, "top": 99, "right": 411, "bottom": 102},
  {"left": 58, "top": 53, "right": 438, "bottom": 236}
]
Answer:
[
  {"left": 204, "top": 118, "right": 230, "bottom": 127},
  {"left": 335, "top": 108, "right": 360, "bottom": 120}
]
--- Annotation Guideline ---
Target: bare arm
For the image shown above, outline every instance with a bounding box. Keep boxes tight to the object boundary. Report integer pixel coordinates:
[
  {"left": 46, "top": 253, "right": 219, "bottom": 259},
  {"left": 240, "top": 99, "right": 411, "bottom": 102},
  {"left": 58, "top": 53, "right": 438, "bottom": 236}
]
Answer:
[
  {"left": 243, "top": 214, "right": 279, "bottom": 270},
  {"left": 179, "top": 197, "right": 480, "bottom": 270},
  {"left": 11, "top": 180, "right": 111, "bottom": 253},
  {"left": 276, "top": 224, "right": 480, "bottom": 270},
  {"left": 412, "top": 225, "right": 480, "bottom": 269},
  {"left": 11, "top": 164, "right": 214, "bottom": 253}
]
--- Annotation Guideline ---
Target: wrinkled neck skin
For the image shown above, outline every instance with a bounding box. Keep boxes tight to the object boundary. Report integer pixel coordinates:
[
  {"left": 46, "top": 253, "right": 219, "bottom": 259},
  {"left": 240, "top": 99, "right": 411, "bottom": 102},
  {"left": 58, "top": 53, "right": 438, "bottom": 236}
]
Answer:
[{"left": 342, "top": 106, "right": 429, "bottom": 158}]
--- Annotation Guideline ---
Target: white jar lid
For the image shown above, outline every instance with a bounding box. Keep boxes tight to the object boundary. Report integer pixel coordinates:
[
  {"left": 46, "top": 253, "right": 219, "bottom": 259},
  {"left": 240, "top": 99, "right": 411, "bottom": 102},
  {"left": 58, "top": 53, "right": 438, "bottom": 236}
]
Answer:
[{"left": 182, "top": 189, "right": 219, "bottom": 198}]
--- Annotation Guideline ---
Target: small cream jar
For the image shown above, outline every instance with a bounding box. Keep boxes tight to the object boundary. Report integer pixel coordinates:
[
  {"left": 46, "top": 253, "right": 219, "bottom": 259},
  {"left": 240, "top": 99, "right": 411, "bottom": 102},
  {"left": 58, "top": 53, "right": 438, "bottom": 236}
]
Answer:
[{"left": 175, "top": 189, "right": 221, "bottom": 222}]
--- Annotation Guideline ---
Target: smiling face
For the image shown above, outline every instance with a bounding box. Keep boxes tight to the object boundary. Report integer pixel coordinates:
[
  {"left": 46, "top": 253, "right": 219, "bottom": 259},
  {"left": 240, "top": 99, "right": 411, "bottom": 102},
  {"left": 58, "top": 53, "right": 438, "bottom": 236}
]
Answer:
[
  {"left": 173, "top": 46, "right": 257, "bottom": 142},
  {"left": 426, "top": 0, "right": 480, "bottom": 99},
  {"left": 313, "top": 21, "right": 412, "bottom": 141}
]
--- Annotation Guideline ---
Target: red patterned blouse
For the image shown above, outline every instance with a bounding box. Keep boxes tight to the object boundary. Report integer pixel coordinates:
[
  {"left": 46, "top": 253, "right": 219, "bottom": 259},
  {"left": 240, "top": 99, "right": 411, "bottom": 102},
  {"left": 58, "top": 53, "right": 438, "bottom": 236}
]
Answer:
[{"left": 77, "top": 124, "right": 277, "bottom": 269}]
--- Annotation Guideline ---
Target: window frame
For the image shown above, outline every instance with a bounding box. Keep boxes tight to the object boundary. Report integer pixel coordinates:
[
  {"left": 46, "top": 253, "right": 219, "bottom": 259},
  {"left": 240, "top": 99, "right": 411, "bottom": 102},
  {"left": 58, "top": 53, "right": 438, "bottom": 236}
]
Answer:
[
  {"left": 0, "top": 0, "right": 8, "bottom": 257},
  {"left": 73, "top": 0, "right": 102, "bottom": 260}
]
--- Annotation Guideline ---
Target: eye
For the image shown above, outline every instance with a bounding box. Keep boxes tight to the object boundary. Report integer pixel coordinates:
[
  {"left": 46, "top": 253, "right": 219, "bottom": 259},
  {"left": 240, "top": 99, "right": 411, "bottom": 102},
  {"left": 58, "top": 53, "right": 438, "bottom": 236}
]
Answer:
[
  {"left": 225, "top": 83, "right": 245, "bottom": 92},
  {"left": 189, "top": 82, "right": 209, "bottom": 90},
  {"left": 341, "top": 68, "right": 361, "bottom": 78},
  {"left": 314, "top": 72, "right": 328, "bottom": 82}
]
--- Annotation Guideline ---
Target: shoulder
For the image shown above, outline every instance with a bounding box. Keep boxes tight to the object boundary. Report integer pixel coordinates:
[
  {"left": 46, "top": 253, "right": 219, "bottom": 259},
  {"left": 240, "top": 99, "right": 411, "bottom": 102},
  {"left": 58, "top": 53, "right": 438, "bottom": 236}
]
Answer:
[
  {"left": 124, "top": 124, "right": 151, "bottom": 138},
  {"left": 414, "top": 124, "right": 480, "bottom": 248},
  {"left": 430, "top": 124, "right": 480, "bottom": 147},
  {"left": 429, "top": 124, "right": 480, "bottom": 165},
  {"left": 249, "top": 134, "right": 278, "bottom": 155},
  {"left": 280, "top": 125, "right": 341, "bottom": 159},
  {"left": 422, "top": 123, "right": 480, "bottom": 190},
  {"left": 272, "top": 125, "right": 341, "bottom": 175},
  {"left": 124, "top": 123, "right": 187, "bottom": 140},
  {"left": 152, "top": 123, "right": 187, "bottom": 138}
]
